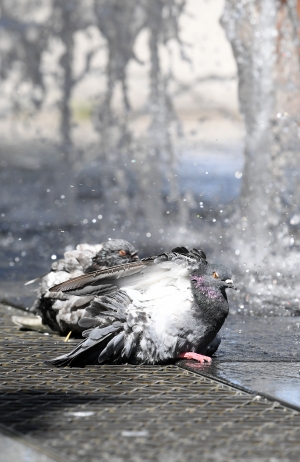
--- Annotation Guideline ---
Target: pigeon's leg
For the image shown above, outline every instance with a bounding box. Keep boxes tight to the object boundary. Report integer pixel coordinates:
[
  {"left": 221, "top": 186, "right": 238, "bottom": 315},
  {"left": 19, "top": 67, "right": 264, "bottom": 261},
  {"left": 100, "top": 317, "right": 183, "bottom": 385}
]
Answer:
[
  {"left": 177, "top": 352, "right": 212, "bottom": 364},
  {"left": 64, "top": 331, "right": 72, "bottom": 342}
]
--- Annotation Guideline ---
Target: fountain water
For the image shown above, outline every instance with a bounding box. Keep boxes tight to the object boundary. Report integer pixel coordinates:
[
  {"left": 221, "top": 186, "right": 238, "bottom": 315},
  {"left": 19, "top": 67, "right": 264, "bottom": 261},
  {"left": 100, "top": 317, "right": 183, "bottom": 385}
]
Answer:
[
  {"left": 222, "top": 0, "right": 300, "bottom": 314},
  {"left": 222, "top": 0, "right": 300, "bottom": 263},
  {"left": 1, "top": 0, "right": 300, "bottom": 317}
]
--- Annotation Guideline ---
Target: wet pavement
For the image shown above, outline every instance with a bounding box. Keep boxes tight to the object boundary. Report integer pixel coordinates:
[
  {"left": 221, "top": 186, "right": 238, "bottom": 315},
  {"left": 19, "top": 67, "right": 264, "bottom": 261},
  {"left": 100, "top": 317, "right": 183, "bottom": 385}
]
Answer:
[
  {"left": 183, "top": 315, "right": 300, "bottom": 410},
  {"left": 1, "top": 303, "right": 300, "bottom": 461}
]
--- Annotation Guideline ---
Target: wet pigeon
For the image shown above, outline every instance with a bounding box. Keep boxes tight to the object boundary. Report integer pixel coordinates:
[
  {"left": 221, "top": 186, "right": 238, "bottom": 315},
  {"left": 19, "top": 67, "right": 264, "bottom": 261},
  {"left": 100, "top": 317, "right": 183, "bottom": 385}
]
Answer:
[
  {"left": 46, "top": 247, "right": 235, "bottom": 366},
  {"left": 12, "top": 239, "right": 139, "bottom": 335}
]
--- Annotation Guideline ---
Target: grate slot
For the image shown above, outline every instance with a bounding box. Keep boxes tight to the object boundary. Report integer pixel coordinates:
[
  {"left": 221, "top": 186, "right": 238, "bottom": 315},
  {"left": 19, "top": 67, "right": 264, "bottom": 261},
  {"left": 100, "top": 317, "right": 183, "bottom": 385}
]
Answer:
[{"left": 1, "top": 305, "right": 300, "bottom": 461}]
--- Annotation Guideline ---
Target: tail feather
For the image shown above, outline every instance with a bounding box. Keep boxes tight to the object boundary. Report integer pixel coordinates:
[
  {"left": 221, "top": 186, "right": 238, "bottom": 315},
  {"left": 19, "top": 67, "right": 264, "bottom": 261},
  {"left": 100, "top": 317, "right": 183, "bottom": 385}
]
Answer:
[
  {"left": 98, "top": 331, "right": 125, "bottom": 363},
  {"left": 45, "top": 323, "right": 124, "bottom": 367},
  {"left": 46, "top": 289, "right": 131, "bottom": 367},
  {"left": 82, "top": 327, "right": 95, "bottom": 338},
  {"left": 88, "top": 323, "right": 123, "bottom": 341}
]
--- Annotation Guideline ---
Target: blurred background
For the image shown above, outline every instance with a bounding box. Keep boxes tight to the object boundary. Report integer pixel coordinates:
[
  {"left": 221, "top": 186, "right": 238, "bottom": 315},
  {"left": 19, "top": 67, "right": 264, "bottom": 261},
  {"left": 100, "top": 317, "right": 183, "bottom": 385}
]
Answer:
[{"left": 1, "top": 0, "right": 300, "bottom": 316}]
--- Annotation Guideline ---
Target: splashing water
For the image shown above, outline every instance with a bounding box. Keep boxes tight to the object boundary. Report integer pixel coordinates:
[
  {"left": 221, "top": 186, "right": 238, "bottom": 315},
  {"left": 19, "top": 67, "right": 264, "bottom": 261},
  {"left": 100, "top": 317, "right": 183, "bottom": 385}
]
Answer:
[{"left": 1, "top": 1, "right": 300, "bottom": 317}]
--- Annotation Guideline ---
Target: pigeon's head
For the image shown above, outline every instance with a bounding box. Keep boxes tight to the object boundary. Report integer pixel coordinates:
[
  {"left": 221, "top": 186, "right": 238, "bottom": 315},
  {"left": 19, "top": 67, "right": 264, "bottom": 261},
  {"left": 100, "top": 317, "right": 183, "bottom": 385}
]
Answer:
[
  {"left": 191, "top": 262, "right": 236, "bottom": 291},
  {"left": 96, "top": 239, "right": 139, "bottom": 266},
  {"left": 207, "top": 263, "right": 235, "bottom": 290}
]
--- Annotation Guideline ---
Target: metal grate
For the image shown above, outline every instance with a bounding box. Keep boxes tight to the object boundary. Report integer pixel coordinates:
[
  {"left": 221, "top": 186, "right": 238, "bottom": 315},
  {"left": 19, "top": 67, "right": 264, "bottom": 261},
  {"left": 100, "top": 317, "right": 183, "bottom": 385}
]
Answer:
[{"left": 1, "top": 305, "right": 300, "bottom": 462}]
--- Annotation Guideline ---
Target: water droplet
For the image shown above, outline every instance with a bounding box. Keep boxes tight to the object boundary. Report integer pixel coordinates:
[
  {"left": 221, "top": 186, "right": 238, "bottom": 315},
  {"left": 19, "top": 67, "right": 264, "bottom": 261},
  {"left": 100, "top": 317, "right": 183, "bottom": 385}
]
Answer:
[
  {"left": 146, "top": 232, "right": 151, "bottom": 237},
  {"left": 235, "top": 171, "right": 242, "bottom": 179},
  {"left": 98, "top": 215, "right": 103, "bottom": 219},
  {"left": 51, "top": 255, "right": 57, "bottom": 260},
  {"left": 121, "top": 430, "right": 148, "bottom": 437},
  {"left": 65, "top": 411, "right": 95, "bottom": 418},
  {"left": 290, "top": 215, "right": 300, "bottom": 225}
]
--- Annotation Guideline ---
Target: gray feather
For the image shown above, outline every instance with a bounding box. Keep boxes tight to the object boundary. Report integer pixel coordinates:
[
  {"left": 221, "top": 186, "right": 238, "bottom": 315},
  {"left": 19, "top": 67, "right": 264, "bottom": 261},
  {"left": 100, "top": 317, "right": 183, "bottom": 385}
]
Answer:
[
  {"left": 49, "top": 262, "right": 146, "bottom": 294},
  {"left": 18, "top": 240, "right": 139, "bottom": 335},
  {"left": 98, "top": 331, "right": 124, "bottom": 363},
  {"left": 46, "top": 247, "right": 233, "bottom": 366}
]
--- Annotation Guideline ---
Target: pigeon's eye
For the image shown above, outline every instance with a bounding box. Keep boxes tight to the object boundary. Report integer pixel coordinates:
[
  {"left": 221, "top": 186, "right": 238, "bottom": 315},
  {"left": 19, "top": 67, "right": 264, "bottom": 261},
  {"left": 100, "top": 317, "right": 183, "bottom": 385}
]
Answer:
[
  {"left": 119, "top": 250, "right": 127, "bottom": 256},
  {"left": 213, "top": 271, "right": 219, "bottom": 279}
]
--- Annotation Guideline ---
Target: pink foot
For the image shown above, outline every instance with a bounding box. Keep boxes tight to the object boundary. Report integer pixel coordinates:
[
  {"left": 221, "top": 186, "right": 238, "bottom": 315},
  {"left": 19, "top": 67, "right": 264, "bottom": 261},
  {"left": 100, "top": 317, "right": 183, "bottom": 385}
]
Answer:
[{"left": 177, "top": 352, "right": 212, "bottom": 364}]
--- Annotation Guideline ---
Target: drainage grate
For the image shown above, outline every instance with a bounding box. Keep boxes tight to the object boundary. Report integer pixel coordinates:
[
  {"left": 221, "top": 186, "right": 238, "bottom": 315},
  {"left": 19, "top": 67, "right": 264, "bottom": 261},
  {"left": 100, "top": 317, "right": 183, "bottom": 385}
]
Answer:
[{"left": 1, "top": 305, "right": 300, "bottom": 462}]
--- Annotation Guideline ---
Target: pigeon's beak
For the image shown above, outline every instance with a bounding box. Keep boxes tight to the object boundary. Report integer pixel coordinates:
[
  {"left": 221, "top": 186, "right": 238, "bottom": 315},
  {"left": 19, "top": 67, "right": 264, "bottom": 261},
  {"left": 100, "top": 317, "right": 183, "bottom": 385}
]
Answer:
[
  {"left": 225, "top": 279, "right": 237, "bottom": 290},
  {"left": 131, "top": 251, "right": 139, "bottom": 260}
]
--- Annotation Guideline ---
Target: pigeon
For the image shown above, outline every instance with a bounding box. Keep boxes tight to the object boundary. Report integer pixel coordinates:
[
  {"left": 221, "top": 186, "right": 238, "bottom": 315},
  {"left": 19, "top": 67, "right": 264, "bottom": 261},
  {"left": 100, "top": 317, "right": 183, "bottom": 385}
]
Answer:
[
  {"left": 12, "top": 239, "right": 139, "bottom": 335},
  {"left": 45, "top": 247, "right": 235, "bottom": 366}
]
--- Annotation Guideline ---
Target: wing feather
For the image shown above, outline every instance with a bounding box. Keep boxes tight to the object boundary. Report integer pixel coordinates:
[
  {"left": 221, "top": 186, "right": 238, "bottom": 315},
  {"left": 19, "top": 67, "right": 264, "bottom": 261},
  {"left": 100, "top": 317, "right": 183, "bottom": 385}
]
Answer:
[
  {"left": 49, "top": 248, "right": 207, "bottom": 296},
  {"left": 49, "top": 261, "right": 147, "bottom": 294}
]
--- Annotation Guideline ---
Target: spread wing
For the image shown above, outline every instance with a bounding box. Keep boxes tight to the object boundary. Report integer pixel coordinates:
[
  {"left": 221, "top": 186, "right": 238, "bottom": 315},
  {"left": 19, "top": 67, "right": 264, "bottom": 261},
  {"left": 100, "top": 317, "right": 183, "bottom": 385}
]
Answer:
[
  {"left": 49, "top": 261, "right": 148, "bottom": 295},
  {"left": 48, "top": 248, "right": 207, "bottom": 296}
]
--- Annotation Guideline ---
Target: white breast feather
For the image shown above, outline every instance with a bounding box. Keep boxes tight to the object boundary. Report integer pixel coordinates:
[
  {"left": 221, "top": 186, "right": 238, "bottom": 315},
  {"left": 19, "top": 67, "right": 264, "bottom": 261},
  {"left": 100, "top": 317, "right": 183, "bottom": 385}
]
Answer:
[{"left": 121, "top": 262, "right": 194, "bottom": 328}]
